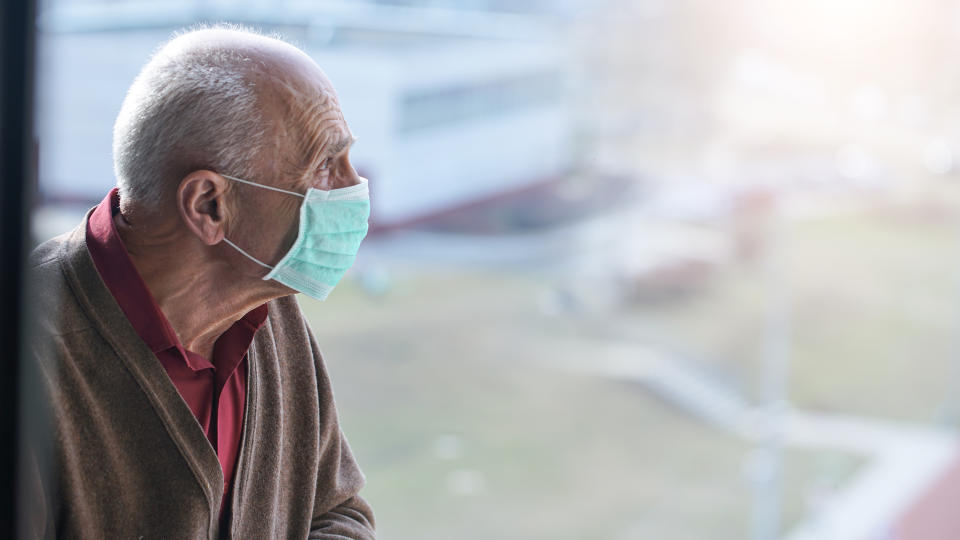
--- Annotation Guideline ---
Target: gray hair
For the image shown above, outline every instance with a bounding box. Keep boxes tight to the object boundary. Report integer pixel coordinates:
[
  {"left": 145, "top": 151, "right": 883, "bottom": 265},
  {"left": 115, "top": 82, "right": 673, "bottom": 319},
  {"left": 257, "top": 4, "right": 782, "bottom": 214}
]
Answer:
[{"left": 112, "top": 25, "right": 275, "bottom": 211}]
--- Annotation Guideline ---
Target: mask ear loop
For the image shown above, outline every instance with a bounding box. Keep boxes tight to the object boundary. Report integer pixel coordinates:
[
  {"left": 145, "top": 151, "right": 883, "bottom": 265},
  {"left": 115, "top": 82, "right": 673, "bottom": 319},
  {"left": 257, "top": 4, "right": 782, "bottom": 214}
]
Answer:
[
  {"left": 221, "top": 174, "right": 306, "bottom": 275},
  {"left": 221, "top": 174, "right": 306, "bottom": 198},
  {"left": 220, "top": 173, "right": 307, "bottom": 272},
  {"left": 222, "top": 238, "right": 274, "bottom": 270}
]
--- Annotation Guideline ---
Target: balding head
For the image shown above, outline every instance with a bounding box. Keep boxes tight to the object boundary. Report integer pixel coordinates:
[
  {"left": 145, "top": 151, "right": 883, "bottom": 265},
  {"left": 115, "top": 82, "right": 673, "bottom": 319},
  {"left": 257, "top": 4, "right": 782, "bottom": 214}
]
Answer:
[{"left": 112, "top": 25, "right": 347, "bottom": 214}]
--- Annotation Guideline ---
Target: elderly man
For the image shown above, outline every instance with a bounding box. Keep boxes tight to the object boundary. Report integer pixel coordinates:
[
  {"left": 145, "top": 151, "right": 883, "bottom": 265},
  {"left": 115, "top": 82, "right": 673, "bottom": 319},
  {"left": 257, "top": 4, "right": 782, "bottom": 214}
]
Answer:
[{"left": 23, "top": 27, "right": 375, "bottom": 539}]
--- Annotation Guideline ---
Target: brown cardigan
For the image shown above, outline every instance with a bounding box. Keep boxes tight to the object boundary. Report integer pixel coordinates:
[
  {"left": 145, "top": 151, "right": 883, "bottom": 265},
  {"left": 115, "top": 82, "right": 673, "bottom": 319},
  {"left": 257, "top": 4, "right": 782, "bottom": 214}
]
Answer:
[{"left": 19, "top": 216, "right": 376, "bottom": 539}]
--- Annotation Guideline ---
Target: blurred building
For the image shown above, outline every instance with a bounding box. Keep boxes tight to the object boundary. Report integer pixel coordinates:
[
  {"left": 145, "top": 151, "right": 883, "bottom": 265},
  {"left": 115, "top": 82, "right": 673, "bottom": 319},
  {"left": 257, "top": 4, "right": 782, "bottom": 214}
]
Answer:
[{"left": 36, "top": 0, "right": 575, "bottom": 228}]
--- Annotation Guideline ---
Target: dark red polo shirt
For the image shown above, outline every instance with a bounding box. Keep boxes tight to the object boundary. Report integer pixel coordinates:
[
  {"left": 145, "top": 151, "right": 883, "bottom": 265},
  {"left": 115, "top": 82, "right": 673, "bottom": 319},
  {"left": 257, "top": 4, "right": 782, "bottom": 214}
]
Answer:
[{"left": 85, "top": 188, "right": 267, "bottom": 526}]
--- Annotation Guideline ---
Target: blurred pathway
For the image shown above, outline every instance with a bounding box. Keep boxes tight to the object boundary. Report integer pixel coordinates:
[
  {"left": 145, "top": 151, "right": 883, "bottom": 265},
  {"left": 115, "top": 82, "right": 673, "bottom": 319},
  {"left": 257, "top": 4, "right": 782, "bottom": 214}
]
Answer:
[{"left": 550, "top": 338, "right": 959, "bottom": 540}]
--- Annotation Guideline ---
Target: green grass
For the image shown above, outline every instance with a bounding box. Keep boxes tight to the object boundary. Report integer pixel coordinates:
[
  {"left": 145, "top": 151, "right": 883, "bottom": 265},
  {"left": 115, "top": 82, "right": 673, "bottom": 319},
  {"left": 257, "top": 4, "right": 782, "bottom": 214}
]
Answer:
[
  {"left": 300, "top": 266, "right": 863, "bottom": 540},
  {"left": 787, "top": 212, "right": 960, "bottom": 421}
]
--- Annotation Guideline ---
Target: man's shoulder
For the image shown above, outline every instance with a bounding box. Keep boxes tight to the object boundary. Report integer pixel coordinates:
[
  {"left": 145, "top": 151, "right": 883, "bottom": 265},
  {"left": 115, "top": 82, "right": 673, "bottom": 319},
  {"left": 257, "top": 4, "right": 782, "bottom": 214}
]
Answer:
[
  {"left": 28, "top": 232, "right": 72, "bottom": 306},
  {"left": 27, "top": 227, "right": 94, "bottom": 337},
  {"left": 29, "top": 231, "right": 70, "bottom": 269}
]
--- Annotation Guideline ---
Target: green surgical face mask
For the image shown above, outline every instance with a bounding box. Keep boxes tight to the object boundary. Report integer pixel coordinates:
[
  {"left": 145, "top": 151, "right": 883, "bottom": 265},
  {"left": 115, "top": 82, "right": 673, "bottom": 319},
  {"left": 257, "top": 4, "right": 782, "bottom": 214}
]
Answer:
[{"left": 221, "top": 174, "right": 370, "bottom": 301}]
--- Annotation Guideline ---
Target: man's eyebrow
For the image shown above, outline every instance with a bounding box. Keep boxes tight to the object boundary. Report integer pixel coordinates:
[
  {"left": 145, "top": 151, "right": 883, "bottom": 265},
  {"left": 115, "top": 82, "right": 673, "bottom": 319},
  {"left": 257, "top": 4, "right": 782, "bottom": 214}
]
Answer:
[{"left": 326, "top": 136, "right": 357, "bottom": 158}]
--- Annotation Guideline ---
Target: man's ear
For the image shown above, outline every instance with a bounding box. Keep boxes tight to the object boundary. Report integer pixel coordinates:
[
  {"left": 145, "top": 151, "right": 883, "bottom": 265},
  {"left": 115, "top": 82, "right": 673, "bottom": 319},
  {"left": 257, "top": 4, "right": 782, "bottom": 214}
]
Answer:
[{"left": 177, "top": 170, "right": 229, "bottom": 246}]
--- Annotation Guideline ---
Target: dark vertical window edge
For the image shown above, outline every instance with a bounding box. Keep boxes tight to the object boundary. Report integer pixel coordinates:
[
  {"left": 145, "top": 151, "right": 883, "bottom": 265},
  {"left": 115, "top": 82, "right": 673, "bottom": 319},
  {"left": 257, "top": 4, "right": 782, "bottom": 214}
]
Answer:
[{"left": 1, "top": 0, "right": 38, "bottom": 536}]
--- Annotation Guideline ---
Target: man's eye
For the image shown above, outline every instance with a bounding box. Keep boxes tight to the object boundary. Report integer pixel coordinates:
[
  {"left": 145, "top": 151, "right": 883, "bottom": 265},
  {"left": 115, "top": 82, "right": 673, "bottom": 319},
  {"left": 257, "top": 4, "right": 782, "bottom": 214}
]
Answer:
[{"left": 319, "top": 157, "right": 332, "bottom": 171}]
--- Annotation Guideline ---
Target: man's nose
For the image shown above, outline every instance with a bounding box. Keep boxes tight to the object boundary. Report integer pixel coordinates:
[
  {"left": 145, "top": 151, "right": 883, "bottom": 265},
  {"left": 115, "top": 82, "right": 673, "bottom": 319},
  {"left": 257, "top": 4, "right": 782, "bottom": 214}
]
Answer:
[{"left": 336, "top": 160, "right": 363, "bottom": 189}]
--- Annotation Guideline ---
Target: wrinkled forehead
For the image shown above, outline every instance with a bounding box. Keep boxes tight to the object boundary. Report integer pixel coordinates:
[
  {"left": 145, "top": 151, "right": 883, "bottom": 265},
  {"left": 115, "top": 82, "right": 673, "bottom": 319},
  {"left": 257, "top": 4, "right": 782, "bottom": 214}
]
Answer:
[{"left": 256, "top": 67, "right": 353, "bottom": 175}]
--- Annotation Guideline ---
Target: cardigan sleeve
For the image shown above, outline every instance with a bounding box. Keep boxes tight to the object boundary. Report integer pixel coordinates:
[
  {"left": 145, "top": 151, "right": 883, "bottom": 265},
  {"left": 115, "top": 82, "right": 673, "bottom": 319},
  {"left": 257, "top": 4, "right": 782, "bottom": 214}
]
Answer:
[
  {"left": 309, "top": 494, "right": 376, "bottom": 539},
  {"left": 302, "top": 310, "right": 376, "bottom": 539},
  {"left": 18, "top": 338, "right": 58, "bottom": 540},
  {"left": 18, "top": 442, "right": 55, "bottom": 540}
]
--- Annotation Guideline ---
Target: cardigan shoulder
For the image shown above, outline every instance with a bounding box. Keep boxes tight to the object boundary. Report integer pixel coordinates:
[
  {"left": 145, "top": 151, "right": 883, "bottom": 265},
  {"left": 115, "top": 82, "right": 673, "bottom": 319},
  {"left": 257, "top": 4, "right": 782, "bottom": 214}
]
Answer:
[{"left": 27, "top": 226, "right": 98, "bottom": 338}]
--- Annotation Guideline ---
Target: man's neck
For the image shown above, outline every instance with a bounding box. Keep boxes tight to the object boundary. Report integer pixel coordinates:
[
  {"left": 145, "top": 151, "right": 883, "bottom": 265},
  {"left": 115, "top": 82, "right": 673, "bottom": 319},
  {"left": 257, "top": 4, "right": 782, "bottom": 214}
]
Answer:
[{"left": 114, "top": 212, "right": 278, "bottom": 360}]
